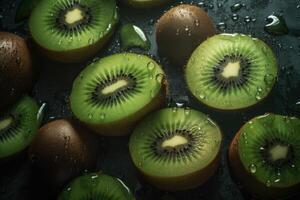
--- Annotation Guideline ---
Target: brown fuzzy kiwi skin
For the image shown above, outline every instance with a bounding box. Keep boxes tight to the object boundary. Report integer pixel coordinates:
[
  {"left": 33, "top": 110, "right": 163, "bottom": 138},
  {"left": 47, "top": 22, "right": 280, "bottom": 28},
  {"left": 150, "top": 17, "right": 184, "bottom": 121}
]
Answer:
[
  {"left": 28, "top": 119, "right": 98, "bottom": 189},
  {"left": 0, "top": 32, "right": 33, "bottom": 111},
  {"left": 122, "top": 0, "right": 171, "bottom": 8},
  {"left": 86, "top": 87, "right": 167, "bottom": 136},
  {"left": 31, "top": 26, "right": 117, "bottom": 63},
  {"left": 228, "top": 124, "right": 300, "bottom": 200},
  {"left": 156, "top": 4, "right": 216, "bottom": 66}
]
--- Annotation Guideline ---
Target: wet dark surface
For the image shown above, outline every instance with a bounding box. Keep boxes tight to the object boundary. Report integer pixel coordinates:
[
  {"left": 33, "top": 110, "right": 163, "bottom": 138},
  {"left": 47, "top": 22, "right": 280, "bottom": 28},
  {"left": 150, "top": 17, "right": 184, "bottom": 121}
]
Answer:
[{"left": 0, "top": 0, "right": 300, "bottom": 199}]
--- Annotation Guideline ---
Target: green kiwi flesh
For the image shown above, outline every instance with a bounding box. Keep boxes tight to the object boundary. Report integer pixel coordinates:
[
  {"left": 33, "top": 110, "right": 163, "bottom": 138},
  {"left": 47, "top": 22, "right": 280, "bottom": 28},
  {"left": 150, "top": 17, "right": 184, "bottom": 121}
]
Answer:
[
  {"left": 123, "top": 0, "right": 170, "bottom": 8},
  {"left": 29, "top": 0, "right": 118, "bottom": 62},
  {"left": 129, "top": 107, "right": 222, "bottom": 190},
  {"left": 0, "top": 96, "right": 39, "bottom": 160},
  {"left": 59, "top": 172, "right": 135, "bottom": 200},
  {"left": 70, "top": 53, "right": 166, "bottom": 136},
  {"left": 237, "top": 114, "right": 300, "bottom": 189},
  {"left": 185, "top": 33, "right": 278, "bottom": 111}
]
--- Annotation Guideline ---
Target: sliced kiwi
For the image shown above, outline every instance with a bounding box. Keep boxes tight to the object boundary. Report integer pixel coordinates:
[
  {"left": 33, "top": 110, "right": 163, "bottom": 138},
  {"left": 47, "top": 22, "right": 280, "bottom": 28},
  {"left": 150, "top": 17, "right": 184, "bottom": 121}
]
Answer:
[
  {"left": 185, "top": 33, "right": 278, "bottom": 111},
  {"left": 29, "top": 0, "right": 118, "bottom": 63},
  {"left": 122, "top": 0, "right": 170, "bottom": 8},
  {"left": 0, "top": 96, "right": 39, "bottom": 160},
  {"left": 129, "top": 107, "right": 222, "bottom": 190},
  {"left": 229, "top": 114, "right": 300, "bottom": 199},
  {"left": 59, "top": 172, "right": 135, "bottom": 200},
  {"left": 70, "top": 53, "right": 166, "bottom": 136}
]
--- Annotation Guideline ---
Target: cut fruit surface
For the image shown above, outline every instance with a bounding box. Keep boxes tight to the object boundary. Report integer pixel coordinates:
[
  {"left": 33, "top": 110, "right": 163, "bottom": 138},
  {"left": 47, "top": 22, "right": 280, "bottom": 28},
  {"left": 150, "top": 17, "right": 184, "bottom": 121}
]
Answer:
[
  {"left": 29, "top": 0, "right": 118, "bottom": 62},
  {"left": 0, "top": 96, "right": 39, "bottom": 159},
  {"left": 59, "top": 172, "right": 135, "bottom": 200},
  {"left": 185, "top": 33, "right": 278, "bottom": 110},
  {"left": 129, "top": 107, "right": 222, "bottom": 190},
  {"left": 70, "top": 53, "right": 166, "bottom": 135}
]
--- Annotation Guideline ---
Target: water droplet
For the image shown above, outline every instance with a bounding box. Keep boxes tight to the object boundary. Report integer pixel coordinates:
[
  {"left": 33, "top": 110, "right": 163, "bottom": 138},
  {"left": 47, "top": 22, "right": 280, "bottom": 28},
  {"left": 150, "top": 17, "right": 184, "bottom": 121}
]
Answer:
[
  {"left": 217, "top": 22, "right": 227, "bottom": 31},
  {"left": 88, "top": 113, "right": 93, "bottom": 119},
  {"left": 264, "top": 74, "right": 275, "bottom": 85},
  {"left": 147, "top": 61, "right": 155, "bottom": 79},
  {"left": 184, "top": 107, "right": 191, "bottom": 115},
  {"left": 266, "top": 180, "right": 271, "bottom": 187},
  {"left": 264, "top": 15, "right": 289, "bottom": 36},
  {"left": 231, "top": 14, "right": 239, "bottom": 21},
  {"left": 231, "top": 3, "right": 243, "bottom": 12},
  {"left": 100, "top": 113, "right": 106, "bottom": 120},
  {"left": 175, "top": 102, "right": 184, "bottom": 108},
  {"left": 67, "top": 187, "right": 72, "bottom": 192},
  {"left": 156, "top": 73, "right": 165, "bottom": 84},
  {"left": 274, "top": 178, "right": 280, "bottom": 183},
  {"left": 249, "top": 164, "right": 257, "bottom": 174},
  {"left": 172, "top": 107, "right": 178, "bottom": 113},
  {"left": 91, "top": 174, "right": 98, "bottom": 179},
  {"left": 58, "top": 39, "right": 62, "bottom": 46},
  {"left": 244, "top": 16, "right": 251, "bottom": 23}
]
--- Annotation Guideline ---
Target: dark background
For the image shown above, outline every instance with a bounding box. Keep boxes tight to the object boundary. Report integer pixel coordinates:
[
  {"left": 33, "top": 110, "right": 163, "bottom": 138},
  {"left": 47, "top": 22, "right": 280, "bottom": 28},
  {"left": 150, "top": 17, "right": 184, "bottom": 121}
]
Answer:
[{"left": 0, "top": 0, "right": 300, "bottom": 199}]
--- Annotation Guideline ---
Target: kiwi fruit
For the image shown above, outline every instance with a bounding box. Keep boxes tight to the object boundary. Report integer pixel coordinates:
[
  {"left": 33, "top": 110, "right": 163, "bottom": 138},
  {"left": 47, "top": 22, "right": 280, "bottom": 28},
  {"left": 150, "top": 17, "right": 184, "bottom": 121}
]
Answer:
[
  {"left": 28, "top": 119, "right": 98, "bottom": 189},
  {"left": 229, "top": 114, "right": 300, "bottom": 199},
  {"left": 59, "top": 172, "right": 135, "bottom": 200},
  {"left": 0, "top": 96, "right": 39, "bottom": 161},
  {"left": 0, "top": 32, "right": 33, "bottom": 111},
  {"left": 70, "top": 53, "right": 166, "bottom": 136},
  {"left": 29, "top": 0, "right": 118, "bottom": 63},
  {"left": 129, "top": 107, "right": 222, "bottom": 191},
  {"left": 156, "top": 4, "right": 216, "bottom": 66},
  {"left": 185, "top": 33, "right": 278, "bottom": 111},
  {"left": 15, "top": 0, "right": 41, "bottom": 22},
  {"left": 122, "top": 0, "right": 170, "bottom": 8}
]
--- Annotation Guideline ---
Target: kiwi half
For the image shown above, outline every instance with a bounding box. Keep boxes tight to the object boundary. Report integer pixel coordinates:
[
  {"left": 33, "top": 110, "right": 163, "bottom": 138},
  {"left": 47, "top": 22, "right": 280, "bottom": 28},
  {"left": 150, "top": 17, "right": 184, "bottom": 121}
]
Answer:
[
  {"left": 122, "top": 0, "right": 170, "bottom": 8},
  {"left": 0, "top": 96, "right": 39, "bottom": 161},
  {"left": 0, "top": 32, "right": 33, "bottom": 111},
  {"left": 29, "top": 0, "right": 118, "bottom": 63},
  {"left": 129, "top": 107, "right": 222, "bottom": 191},
  {"left": 185, "top": 33, "right": 278, "bottom": 111},
  {"left": 70, "top": 53, "right": 166, "bottom": 136},
  {"left": 29, "top": 119, "right": 97, "bottom": 189},
  {"left": 229, "top": 114, "right": 300, "bottom": 199},
  {"left": 59, "top": 172, "right": 135, "bottom": 200}
]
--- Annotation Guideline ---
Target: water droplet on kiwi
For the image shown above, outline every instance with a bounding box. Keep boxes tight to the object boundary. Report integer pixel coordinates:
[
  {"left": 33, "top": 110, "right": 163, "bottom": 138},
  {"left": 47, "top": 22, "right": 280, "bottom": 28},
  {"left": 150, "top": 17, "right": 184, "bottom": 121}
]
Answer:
[
  {"left": 67, "top": 187, "right": 72, "bottom": 192},
  {"left": 172, "top": 107, "right": 178, "bottom": 113},
  {"left": 91, "top": 174, "right": 99, "bottom": 179},
  {"left": 147, "top": 61, "right": 155, "bottom": 79},
  {"left": 291, "top": 164, "right": 296, "bottom": 168},
  {"left": 249, "top": 164, "right": 257, "bottom": 174},
  {"left": 88, "top": 38, "right": 94, "bottom": 45},
  {"left": 184, "top": 107, "right": 191, "bottom": 115},
  {"left": 231, "top": 3, "right": 243, "bottom": 12},
  {"left": 266, "top": 180, "right": 271, "bottom": 187},
  {"left": 100, "top": 113, "right": 106, "bottom": 120},
  {"left": 156, "top": 73, "right": 165, "bottom": 84},
  {"left": 264, "top": 74, "right": 275, "bottom": 85},
  {"left": 88, "top": 113, "right": 93, "bottom": 119},
  {"left": 264, "top": 15, "right": 289, "bottom": 36},
  {"left": 58, "top": 39, "right": 62, "bottom": 46},
  {"left": 274, "top": 178, "right": 280, "bottom": 183}
]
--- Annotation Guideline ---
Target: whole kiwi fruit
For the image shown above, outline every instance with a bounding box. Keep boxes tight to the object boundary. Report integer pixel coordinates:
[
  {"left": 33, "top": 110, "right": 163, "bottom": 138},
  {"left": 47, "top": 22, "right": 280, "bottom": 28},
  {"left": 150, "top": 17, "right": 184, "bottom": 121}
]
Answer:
[
  {"left": 129, "top": 107, "right": 222, "bottom": 191},
  {"left": 229, "top": 114, "right": 300, "bottom": 199},
  {"left": 28, "top": 119, "right": 98, "bottom": 189},
  {"left": 29, "top": 0, "right": 118, "bottom": 63},
  {"left": 70, "top": 53, "right": 167, "bottom": 136},
  {"left": 156, "top": 4, "right": 216, "bottom": 66},
  {"left": 0, "top": 32, "right": 33, "bottom": 111},
  {"left": 59, "top": 172, "right": 135, "bottom": 200},
  {"left": 185, "top": 33, "right": 278, "bottom": 111}
]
